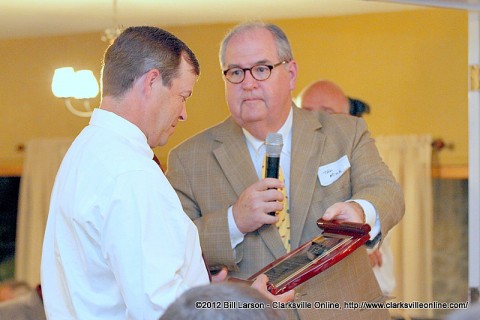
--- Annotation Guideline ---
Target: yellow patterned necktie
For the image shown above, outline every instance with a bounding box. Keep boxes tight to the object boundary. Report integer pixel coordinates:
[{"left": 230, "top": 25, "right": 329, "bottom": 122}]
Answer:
[{"left": 263, "top": 156, "right": 291, "bottom": 252}]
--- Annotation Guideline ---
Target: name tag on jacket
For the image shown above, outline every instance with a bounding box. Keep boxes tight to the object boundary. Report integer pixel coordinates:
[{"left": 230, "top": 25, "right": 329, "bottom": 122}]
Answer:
[{"left": 318, "top": 155, "right": 351, "bottom": 186}]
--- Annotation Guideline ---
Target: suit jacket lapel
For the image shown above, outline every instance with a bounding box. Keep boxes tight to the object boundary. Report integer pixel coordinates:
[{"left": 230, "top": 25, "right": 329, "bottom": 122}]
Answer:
[
  {"left": 290, "top": 107, "right": 325, "bottom": 249},
  {"left": 212, "top": 118, "right": 258, "bottom": 197},
  {"left": 212, "top": 117, "right": 287, "bottom": 259}
]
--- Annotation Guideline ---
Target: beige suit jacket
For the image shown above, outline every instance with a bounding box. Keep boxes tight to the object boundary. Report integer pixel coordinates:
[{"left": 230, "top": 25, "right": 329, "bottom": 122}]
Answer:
[{"left": 167, "top": 106, "right": 404, "bottom": 320}]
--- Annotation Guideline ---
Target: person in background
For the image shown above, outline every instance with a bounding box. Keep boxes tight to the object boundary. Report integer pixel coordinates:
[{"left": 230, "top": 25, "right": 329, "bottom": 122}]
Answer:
[
  {"left": 297, "top": 79, "right": 396, "bottom": 297},
  {"left": 0, "top": 280, "right": 31, "bottom": 302},
  {"left": 160, "top": 282, "right": 287, "bottom": 320},
  {"left": 167, "top": 21, "right": 404, "bottom": 319},
  {"left": 297, "top": 80, "right": 350, "bottom": 115},
  {"left": 297, "top": 79, "right": 370, "bottom": 117},
  {"left": 41, "top": 26, "right": 291, "bottom": 320},
  {"left": 349, "top": 97, "right": 370, "bottom": 117},
  {"left": 0, "top": 280, "right": 32, "bottom": 302},
  {"left": 0, "top": 283, "right": 46, "bottom": 320}
]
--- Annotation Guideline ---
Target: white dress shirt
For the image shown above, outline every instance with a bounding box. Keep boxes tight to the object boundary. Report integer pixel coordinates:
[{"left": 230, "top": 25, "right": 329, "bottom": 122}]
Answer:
[
  {"left": 228, "top": 108, "right": 380, "bottom": 249},
  {"left": 41, "top": 109, "right": 209, "bottom": 320}
]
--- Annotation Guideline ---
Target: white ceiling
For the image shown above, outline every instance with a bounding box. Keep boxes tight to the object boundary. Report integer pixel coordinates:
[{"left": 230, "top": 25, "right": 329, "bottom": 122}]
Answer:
[
  {"left": 0, "top": 0, "right": 428, "bottom": 40},
  {"left": 2, "top": 0, "right": 479, "bottom": 41}
]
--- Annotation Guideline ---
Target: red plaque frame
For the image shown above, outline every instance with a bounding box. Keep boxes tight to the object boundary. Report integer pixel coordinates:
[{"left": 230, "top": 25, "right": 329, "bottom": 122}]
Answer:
[{"left": 230, "top": 219, "right": 371, "bottom": 295}]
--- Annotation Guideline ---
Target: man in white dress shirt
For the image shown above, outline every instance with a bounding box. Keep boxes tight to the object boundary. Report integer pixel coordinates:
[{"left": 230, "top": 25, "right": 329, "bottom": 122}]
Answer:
[{"left": 41, "top": 26, "right": 291, "bottom": 320}]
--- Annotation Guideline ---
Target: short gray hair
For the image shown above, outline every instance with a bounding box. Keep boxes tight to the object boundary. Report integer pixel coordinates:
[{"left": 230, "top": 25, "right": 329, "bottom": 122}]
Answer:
[{"left": 219, "top": 22, "right": 293, "bottom": 69}]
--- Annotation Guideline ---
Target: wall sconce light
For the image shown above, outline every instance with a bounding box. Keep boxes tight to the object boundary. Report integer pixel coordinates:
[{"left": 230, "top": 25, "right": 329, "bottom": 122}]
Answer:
[{"left": 51, "top": 67, "right": 99, "bottom": 117}]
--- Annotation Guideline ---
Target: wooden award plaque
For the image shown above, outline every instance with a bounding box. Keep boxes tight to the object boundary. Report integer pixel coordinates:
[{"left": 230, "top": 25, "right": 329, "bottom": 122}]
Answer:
[{"left": 242, "top": 219, "right": 371, "bottom": 295}]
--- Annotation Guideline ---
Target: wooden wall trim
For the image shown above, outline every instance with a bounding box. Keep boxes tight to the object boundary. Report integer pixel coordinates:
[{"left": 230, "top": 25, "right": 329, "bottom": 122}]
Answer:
[
  {"left": 431, "top": 165, "right": 468, "bottom": 180},
  {"left": 0, "top": 165, "right": 22, "bottom": 177},
  {"left": 0, "top": 164, "right": 470, "bottom": 179}
]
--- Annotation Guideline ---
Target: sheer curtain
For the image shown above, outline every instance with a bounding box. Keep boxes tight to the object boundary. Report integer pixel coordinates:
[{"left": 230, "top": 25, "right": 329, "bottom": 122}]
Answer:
[
  {"left": 15, "top": 137, "right": 73, "bottom": 287},
  {"left": 375, "top": 134, "right": 433, "bottom": 319}
]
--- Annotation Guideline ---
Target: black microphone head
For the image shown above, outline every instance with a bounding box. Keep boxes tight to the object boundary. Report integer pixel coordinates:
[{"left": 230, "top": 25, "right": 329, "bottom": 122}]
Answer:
[{"left": 265, "top": 133, "right": 283, "bottom": 157}]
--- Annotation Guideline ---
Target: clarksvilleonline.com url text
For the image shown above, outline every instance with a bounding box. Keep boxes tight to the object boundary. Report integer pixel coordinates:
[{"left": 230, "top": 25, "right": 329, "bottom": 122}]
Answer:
[{"left": 343, "top": 300, "right": 469, "bottom": 310}]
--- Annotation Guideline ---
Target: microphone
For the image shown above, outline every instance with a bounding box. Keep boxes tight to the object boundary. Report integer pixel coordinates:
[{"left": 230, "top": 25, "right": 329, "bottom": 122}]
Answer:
[{"left": 265, "top": 133, "right": 283, "bottom": 216}]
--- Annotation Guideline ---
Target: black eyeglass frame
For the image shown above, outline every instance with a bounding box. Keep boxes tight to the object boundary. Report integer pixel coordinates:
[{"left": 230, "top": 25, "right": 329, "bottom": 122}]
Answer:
[{"left": 222, "top": 60, "right": 289, "bottom": 84}]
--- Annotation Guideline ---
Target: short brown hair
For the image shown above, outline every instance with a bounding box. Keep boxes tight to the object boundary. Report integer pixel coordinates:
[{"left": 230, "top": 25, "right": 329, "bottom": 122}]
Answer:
[{"left": 102, "top": 26, "right": 200, "bottom": 97}]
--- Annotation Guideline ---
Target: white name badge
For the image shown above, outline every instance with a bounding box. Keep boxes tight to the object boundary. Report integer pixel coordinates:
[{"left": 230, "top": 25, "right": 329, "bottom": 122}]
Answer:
[{"left": 318, "top": 155, "right": 351, "bottom": 186}]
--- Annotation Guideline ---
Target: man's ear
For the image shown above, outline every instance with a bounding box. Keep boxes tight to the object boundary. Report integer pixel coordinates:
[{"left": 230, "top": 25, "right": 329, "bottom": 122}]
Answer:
[
  {"left": 143, "top": 69, "right": 162, "bottom": 93},
  {"left": 288, "top": 60, "right": 298, "bottom": 91}
]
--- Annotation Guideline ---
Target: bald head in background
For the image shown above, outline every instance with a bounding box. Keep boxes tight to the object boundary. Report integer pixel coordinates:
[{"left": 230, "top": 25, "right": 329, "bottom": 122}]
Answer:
[{"left": 298, "top": 80, "right": 350, "bottom": 114}]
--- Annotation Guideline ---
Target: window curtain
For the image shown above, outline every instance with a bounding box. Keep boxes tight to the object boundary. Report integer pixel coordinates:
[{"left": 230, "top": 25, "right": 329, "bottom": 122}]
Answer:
[
  {"left": 375, "top": 134, "right": 433, "bottom": 319},
  {"left": 15, "top": 137, "right": 73, "bottom": 287}
]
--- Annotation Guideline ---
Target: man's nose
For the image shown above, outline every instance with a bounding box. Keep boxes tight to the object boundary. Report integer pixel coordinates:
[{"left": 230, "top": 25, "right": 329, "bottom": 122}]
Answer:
[
  {"left": 179, "top": 105, "right": 187, "bottom": 121},
  {"left": 241, "top": 70, "right": 258, "bottom": 89}
]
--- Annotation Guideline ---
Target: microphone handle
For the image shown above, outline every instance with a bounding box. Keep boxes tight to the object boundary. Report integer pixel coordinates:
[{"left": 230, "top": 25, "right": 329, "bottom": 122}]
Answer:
[{"left": 266, "top": 156, "right": 280, "bottom": 216}]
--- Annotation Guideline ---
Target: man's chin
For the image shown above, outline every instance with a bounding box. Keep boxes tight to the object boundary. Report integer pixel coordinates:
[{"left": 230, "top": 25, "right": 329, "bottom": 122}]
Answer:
[
  {"left": 240, "top": 111, "right": 268, "bottom": 124},
  {"left": 153, "top": 134, "right": 170, "bottom": 148},
  {"left": 239, "top": 103, "right": 268, "bottom": 119}
]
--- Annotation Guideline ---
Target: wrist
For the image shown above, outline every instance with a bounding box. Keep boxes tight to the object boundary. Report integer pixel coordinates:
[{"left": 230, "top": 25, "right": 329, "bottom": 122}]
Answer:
[{"left": 349, "top": 201, "right": 366, "bottom": 224}]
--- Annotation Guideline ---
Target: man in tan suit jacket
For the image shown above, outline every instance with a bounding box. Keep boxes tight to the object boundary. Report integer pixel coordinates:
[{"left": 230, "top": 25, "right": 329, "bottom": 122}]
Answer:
[{"left": 167, "top": 22, "right": 404, "bottom": 320}]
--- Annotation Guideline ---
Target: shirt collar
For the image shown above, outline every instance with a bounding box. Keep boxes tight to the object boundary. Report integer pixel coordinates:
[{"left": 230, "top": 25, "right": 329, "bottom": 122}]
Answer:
[
  {"left": 242, "top": 107, "right": 293, "bottom": 154},
  {"left": 89, "top": 108, "right": 153, "bottom": 159}
]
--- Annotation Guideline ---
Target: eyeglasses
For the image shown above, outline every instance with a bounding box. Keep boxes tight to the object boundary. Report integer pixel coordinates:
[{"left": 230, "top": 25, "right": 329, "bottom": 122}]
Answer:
[{"left": 223, "top": 60, "right": 289, "bottom": 84}]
